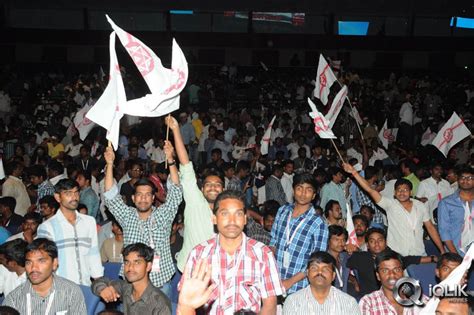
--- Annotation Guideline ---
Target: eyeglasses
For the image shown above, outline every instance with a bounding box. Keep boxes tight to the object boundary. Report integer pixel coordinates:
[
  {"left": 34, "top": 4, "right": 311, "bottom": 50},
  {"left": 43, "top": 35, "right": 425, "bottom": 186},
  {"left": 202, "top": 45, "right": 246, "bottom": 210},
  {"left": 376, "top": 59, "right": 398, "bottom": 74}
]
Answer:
[
  {"left": 378, "top": 267, "right": 403, "bottom": 274},
  {"left": 460, "top": 175, "right": 474, "bottom": 181},
  {"left": 61, "top": 190, "right": 80, "bottom": 197}
]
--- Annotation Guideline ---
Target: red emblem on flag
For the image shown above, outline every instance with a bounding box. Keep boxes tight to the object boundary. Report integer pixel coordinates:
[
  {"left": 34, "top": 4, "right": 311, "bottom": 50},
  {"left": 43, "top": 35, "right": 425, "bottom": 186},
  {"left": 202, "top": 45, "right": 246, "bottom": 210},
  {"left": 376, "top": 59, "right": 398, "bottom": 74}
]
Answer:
[
  {"left": 313, "top": 116, "right": 329, "bottom": 133},
  {"left": 383, "top": 129, "right": 394, "bottom": 141},
  {"left": 125, "top": 34, "right": 154, "bottom": 76},
  {"left": 443, "top": 128, "right": 454, "bottom": 142}
]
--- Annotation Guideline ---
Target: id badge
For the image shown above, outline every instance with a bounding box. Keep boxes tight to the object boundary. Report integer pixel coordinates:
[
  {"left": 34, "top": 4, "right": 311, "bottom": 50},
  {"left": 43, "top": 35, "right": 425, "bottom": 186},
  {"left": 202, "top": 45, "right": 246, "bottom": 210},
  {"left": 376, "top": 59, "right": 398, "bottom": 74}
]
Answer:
[
  {"left": 152, "top": 255, "right": 160, "bottom": 273},
  {"left": 283, "top": 251, "right": 290, "bottom": 269}
]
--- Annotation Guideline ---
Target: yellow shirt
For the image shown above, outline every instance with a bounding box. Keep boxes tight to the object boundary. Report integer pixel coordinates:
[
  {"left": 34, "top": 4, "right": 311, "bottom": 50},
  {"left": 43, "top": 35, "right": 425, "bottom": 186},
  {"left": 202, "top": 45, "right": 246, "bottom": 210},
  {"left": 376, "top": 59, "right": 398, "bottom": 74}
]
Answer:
[
  {"left": 47, "top": 142, "right": 65, "bottom": 158},
  {"left": 192, "top": 119, "right": 203, "bottom": 141}
]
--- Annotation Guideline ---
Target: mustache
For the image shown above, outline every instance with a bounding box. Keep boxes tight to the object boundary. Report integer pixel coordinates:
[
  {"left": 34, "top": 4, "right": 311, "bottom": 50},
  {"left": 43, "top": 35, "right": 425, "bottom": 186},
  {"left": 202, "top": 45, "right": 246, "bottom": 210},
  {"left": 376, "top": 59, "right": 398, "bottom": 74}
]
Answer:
[
  {"left": 314, "top": 274, "right": 326, "bottom": 280},
  {"left": 224, "top": 225, "right": 240, "bottom": 229}
]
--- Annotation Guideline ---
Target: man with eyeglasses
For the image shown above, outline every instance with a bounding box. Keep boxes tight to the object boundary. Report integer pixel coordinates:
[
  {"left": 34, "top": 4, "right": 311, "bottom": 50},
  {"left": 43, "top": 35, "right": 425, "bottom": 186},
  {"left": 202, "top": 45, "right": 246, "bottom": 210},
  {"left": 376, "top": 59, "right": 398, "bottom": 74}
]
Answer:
[
  {"left": 92, "top": 243, "right": 171, "bottom": 314},
  {"left": 104, "top": 140, "right": 182, "bottom": 299},
  {"left": 438, "top": 165, "right": 474, "bottom": 255},
  {"left": 343, "top": 163, "right": 445, "bottom": 257},
  {"left": 359, "top": 250, "right": 427, "bottom": 314},
  {"left": 36, "top": 178, "right": 103, "bottom": 285}
]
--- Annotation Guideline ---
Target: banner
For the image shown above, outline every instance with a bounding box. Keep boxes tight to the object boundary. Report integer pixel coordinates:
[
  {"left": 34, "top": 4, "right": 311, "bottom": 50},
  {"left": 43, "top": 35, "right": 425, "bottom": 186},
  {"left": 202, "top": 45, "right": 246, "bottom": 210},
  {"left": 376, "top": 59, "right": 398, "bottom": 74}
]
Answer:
[
  {"left": 313, "top": 54, "right": 337, "bottom": 106},
  {"left": 431, "top": 112, "right": 471, "bottom": 157},
  {"left": 307, "top": 98, "right": 336, "bottom": 139},
  {"left": 260, "top": 115, "right": 276, "bottom": 155},
  {"left": 325, "top": 85, "right": 348, "bottom": 129}
]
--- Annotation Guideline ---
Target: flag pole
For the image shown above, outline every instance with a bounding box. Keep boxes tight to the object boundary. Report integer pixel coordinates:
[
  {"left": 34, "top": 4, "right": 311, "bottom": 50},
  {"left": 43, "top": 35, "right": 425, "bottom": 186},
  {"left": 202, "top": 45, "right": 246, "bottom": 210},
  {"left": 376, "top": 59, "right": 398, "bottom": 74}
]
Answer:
[
  {"left": 330, "top": 139, "right": 345, "bottom": 163},
  {"left": 336, "top": 79, "right": 364, "bottom": 140},
  {"left": 165, "top": 114, "right": 171, "bottom": 168}
]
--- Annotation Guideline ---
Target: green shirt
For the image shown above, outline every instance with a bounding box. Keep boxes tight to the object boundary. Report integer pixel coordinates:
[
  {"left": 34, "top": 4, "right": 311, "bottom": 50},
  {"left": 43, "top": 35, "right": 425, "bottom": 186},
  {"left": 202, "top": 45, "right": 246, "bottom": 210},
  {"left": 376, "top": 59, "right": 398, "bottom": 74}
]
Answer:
[
  {"left": 176, "top": 162, "right": 214, "bottom": 271},
  {"left": 404, "top": 173, "right": 420, "bottom": 197}
]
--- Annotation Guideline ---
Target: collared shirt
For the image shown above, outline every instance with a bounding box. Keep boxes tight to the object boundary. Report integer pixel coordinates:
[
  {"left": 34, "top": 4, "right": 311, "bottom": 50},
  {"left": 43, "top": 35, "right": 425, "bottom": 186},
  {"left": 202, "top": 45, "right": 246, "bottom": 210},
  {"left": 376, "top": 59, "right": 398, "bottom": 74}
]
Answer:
[
  {"left": 104, "top": 182, "right": 182, "bottom": 287},
  {"left": 2, "top": 176, "right": 31, "bottom": 216},
  {"left": 399, "top": 101, "right": 413, "bottom": 126},
  {"left": 281, "top": 172, "right": 294, "bottom": 203},
  {"left": 182, "top": 233, "right": 284, "bottom": 314},
  {"left": 404, "top": 173, "right": 420, "bottom": 196},
  {"left": 180, "top": 122, "right": 196, "bottom": 145},
  {"left": 246, "top": 218, "right": 271, "bottom": 245},
  {"left": 92, "top": 277, "right": 171, "bottom": 315},
  {"left": 438, "top": 191, "right": 474, "bottom": 255},
  {"left": 376, "top": 196, "right": 429, "bottom": 256},
  {"left": 416, "top": 177, "right": 453, "bottom": 221},
  {"left": 320, "top": 181, "right": 348, "bottom": 218},
  {"left": 270, "top": 204, "right": 329, "bottom": 294},
  {"left": 283, "top": 286, "right": 360, "bottom": 315},
  {"left": 356, "top": 189, "right": 384, "bottom": 224},
  {"left": 359, "top": 288, "right": 426, "bottom": 314},
  {"left": 37, "top": 210, "right": 104, "bottom": 285},
  {"left": 176, "top": 162, "right": 214, "bottom": 272},
  {"left": 37, "top": 180, "right": 55, "bottom": 206},
  {"left": 265, "top": 175, "right": 287, "bottom": 206},
  {"left": 0, "top": 264, "right": 26, "bottom": 296},
  {"left": 49, "top": 173, "right": 67, "bottom": 186},
  {"left": 4, "top": 275, "right": 87, "bottom": 315},
  {"left": 80, "top": 186, "right": 100, "bottom": 219}
]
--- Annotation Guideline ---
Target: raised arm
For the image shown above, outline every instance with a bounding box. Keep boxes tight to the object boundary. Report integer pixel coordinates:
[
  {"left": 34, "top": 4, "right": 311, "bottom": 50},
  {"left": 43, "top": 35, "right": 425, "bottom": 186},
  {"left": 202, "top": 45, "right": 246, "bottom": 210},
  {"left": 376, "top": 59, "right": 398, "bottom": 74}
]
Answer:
[
  {"left": 166, "top": 115, "right": 190, "bottom": 165},
  {"left": 104, "top": 146, "right": 115, "bottom": 192},
  {"left": 342, "top": 162, "right": 382, "bottom": 203},
  {"left": 164, "top": 140, "right": 179, "bottom": 185}
]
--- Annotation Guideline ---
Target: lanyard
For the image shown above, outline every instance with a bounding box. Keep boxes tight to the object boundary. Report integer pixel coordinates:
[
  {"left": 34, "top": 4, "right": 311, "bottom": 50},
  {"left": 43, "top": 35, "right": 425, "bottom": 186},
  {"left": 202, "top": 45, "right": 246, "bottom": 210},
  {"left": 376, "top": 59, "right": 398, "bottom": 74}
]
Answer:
[
  {"left": 81, "top": 159, "right": 88, "bottom": 170},
  {"left": 27, "top": 291, "right": 55, "bottom": 315},
  {"left": 285, "top": 212, "right": 307, "bottom": 247},
  {"left": 137, "top": 213, "right": 156, "bottom": 249}
]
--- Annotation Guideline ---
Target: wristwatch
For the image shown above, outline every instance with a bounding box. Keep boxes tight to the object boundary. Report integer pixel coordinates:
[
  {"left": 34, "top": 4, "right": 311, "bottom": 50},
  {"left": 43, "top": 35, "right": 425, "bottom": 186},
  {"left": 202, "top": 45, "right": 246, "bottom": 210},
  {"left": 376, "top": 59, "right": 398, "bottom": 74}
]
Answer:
[
  {"left": 430, "top": 255, "right": 436, "bottom": 263},
  {"left": 167, "top": 160, "right": 176, "bottom": 166}
]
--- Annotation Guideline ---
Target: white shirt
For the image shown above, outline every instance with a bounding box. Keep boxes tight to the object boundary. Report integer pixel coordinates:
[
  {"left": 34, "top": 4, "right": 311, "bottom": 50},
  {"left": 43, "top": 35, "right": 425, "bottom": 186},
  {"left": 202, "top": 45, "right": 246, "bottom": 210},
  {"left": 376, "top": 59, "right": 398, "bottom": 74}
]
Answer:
[
  {"left": 346, "top": 148, "right": 363, "bottom": 164},
  {"left": 281, "top": 172, "right": 294, "bottom": 203},
  {"left": 399, "top": 101, "right": 414, "bottom": 125},
  {"left": 416, "top": 177, "right": 454, "bottom": 222},
  {"left": 49, "top": 173, "right": 67, "bottom": 186},
  {"left": 380, "top": 179, "right": 397, "bottom": 199},
  {"left": 150, "top": 147, "right": 166, "bottom": 164},
  {"left": 0, "top": 265, "right": 27, "bottom": 296},
  {"left": 377, "top": 196, "right": 430, "bottom": 256},
  {"left": 64, "top": 143, "right": 82, "bottom": 158},
  {"left": 2, "top": 176, "right": 31, "bottom": 216},
  {"left": 287, "top": 143, "right": 310, "bottom": 160},
  {"left": 6, "top": 232, "right": 26, "bottom": 241}
]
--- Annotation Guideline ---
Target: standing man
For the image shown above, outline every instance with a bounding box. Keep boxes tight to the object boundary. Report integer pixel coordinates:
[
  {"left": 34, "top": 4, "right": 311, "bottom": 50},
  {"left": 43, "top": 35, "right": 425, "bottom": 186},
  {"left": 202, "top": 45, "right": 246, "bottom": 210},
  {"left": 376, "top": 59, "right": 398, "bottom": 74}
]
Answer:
[
  {"left": 283, "top": 251, "right": 360, "bottom": 314},
  {"left": 265, "top": 164, "right": 287, "bottom": 206},
  {"left": 38, "top": 195, "right": 58, "bottom": 221},
  {"left": 92, "top": 243, "right": 171, "bottom": 314},
  {"left": 320, "top": 167, "right": 349, "bottom": 218},
  {"left": 416, "top": 162, "right": 454, "bottom": 223},
  {"left": 28, "top": 165, "right": 55, "bottom": 208},
  {"left": 270, "top": 173, "right": 329, "bottom": 295},
  {"left": 3, "top": 238, "right": 87, "bottom": 314},
  {"left": 2, "top": 161, "right": 30, "bottom": 216},
  {"left": 438, "top": 166, "right": 474, "bottom": 255},
  {"left": 182, "top": 190, "right": 284, "bottom": 314},
  {"left": 76, "top": 170, "right": 100, "bottom": 219},
  {"left": 398, "top": 94, "right": 414, "bottom": 148},
  {"left": 0, "top": 197, "right": 24, "bottom": 235},
  {"left": 36, "top": 179, "right": 103, "bottom": 285},
  {"left": 281, "top": 160, "right": 295, "bottom": 204},
  {"left": 104, "top": 140, "right": 182, "bottom": 297},
  {"left": 343, "top": 162, "right": 444, "bottom": 257}
]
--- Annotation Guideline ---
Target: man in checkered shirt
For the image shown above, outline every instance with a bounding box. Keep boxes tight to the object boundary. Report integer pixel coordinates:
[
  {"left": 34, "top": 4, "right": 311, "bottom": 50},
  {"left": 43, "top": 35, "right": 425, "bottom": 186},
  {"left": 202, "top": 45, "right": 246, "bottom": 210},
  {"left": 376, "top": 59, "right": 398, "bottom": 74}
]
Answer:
[
  {"left": 104, "top": 140, "right": 182, "bottom": 298},
  {"left": 181, "top": 190, "right": 285, "bottom": 314}
]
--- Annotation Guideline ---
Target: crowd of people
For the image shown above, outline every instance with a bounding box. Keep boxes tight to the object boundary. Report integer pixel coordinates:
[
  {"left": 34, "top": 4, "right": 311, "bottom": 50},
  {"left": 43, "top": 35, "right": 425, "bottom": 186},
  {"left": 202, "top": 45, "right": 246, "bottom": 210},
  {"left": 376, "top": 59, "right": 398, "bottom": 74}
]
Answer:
[{"left": 0, "top": 63, "right": 473, "bottom": 314}]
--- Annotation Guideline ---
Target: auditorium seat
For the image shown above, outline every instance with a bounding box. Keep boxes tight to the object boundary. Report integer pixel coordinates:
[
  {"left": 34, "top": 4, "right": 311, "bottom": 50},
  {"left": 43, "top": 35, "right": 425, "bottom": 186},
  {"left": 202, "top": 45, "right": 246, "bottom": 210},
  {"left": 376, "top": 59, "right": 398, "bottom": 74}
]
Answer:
[
  {"left": 406, "top": 263, "right": 437, "bottom": 295},
  {"left": 80, "top": 284, "right": 106, "bottom": 315},
  {"left": 103, "top": 262, "right": 122, "bottom": 280}
]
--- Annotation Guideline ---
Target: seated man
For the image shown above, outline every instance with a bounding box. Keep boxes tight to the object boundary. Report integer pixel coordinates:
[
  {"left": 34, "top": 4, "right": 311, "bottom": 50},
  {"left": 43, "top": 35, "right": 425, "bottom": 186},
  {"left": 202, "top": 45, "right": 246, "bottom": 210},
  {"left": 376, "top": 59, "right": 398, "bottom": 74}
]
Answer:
[
  {"left": 283, "top": 251, "right": 360, "bottom": 314},
  {"left": 0, "top": 239, "right": 28, "bottom": 296},
  {"left": 435, "top": 252, "right": 463, "bottom": 282},
  {"left": 92, "top": 243, "right": 171, "bottom": 314},
  {"left": 3, "top": 238, "right": 87, "bottom": 314},
  {"left": 7, "top": 213, "right": 42, "bottom": 243},
  {"left": 359, "top": 250, "right": 426, "bottom": 314}
]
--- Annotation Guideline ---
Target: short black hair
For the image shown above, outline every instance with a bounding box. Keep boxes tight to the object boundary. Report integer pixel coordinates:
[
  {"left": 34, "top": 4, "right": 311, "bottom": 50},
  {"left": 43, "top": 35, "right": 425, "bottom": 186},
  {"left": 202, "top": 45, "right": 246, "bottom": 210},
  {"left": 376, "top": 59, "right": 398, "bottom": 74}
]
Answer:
[
  {"left": 0, "top": 306, "right": 20, "bottom": 315},
  {"left": 77, "top": 169, "right": 92, "bottom": 182},
  {"left": 48, "top": 160, "right": 64, "bottom": 175},
  {"left": 0, "top": 239, "right": 28, "bottom": 267},
  {"left": 436, "top": 252, "right": 463, "bottom": 269},
  {"left": 213, "top": 190, "right": 246, "bottom": 215},
  {"left": 365, "top": 227, "right": 387, "bottom": 243},
  {"left": 23, "top": 212, "right": 42, "bottom": 225},
  {"left": 360, "top": 205, "right": 375, "bottom": 215},
  {"left": 235, "top": 160, "right": 251, "bottom": 173},
  {"left": 394, "top": 178, "right": 413, "bottom": 191},
  {"left": 324, "top": 200, "right": 340, "bottom": 217},
  {"left": 364, "top": 166, "right": 378, "bottom": 180},
  {"left": 26, "top": 238, "right": 58, "bottom": 260},
  {"left": 201, "top": 169, "right": 225, "bottom": 184},
  {"left": 211, "top": 148, "right": 222, "bottom": 156},
  {"left": 353, "top": 214, "right": 369, "bottom": 228},
  {"left": 457, "top": 165, "right": 474, "bottom": 177},
  {"left": 77, "top": 203, "right": 88, "bottom": 211},
  {"left": 133, "top": 178, "right": 157, "bottom": 194},
  {"left": 39, "top": 195, "right": 59, "bottom": 210},
  {"left": 400, "top": 159, "right": 416, "bottom": 172},
  {"left": 151, "top": 163, "right": 168, "bottom": 175},
  {"left": 4, "top": 161, "right": 21, "bottom": 176},
  {"left": 262, "top": 200, "right": 280, "bottom": 218},
  {"left": 27, "top": 165, "right": 47, "bottom": 179},
  {"left": 122, "top": 243, "right": 154, "bottom": 263},
  {"left": 55, "top": 178, "right": 80, "bottom": 193},
  {"left": 328, "top": 167, "right": 343, "bottom": 178},
  {"left": 307, "top": 251, "right": 337, "bottom": 271},
  {"left": 374, "top": 249, "right": 404, "bottom": 271},
  {"left": 292, "top": 173, "right": 317, "bottom": 191},
  {"left": 0, "top": 197, "right": 16, "bottom": 212},
  {"left": 328, "top": 225, "right": 348, "bottom": 242},
  {"left": 221, "top": 162, "right": 234, "bottom": 173},
  {"left": 282, "top": 160, "right": 294, "bottom": 168},
  {"left": 271, "top": 164, "right": 283, "bottom": 174}
]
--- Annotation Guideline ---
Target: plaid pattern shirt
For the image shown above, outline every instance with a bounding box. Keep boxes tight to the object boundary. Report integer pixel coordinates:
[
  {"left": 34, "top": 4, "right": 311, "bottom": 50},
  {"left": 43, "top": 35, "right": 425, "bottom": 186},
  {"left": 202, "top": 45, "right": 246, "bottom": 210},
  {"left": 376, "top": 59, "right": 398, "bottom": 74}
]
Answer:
[
  {"left": 182, "top": 233, "right": 285, "bottom": 314},
  {"left": 359, "top": 288, "right": 427, "bottom": 314},
  {"left": 245, "top": 218, "right": 271, "bottom": 245},
  {"left": 37, "top": 180, "right": 55, "bottom": 202},
  {"left": 104, "top": 182, "right": 183, "bottom": 288},
  {"left": 270, "top": 204, "right": 329, "bottom": 294},
  {"left": 356, "top": 189, "right": 384, "bottom": 224}
]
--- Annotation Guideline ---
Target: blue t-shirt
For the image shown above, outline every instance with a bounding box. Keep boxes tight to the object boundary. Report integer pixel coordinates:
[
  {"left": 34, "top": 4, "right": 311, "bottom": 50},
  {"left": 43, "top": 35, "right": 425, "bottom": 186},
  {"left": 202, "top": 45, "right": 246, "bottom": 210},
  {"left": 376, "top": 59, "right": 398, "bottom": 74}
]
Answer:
[{"left": 0, "top": 227, "right": 11, "bottom": 245}]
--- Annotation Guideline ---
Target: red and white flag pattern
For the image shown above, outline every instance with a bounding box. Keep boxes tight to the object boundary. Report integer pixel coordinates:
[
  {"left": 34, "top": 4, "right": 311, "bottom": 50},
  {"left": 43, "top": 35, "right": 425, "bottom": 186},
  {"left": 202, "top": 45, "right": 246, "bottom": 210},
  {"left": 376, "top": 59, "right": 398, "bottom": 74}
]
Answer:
[
  {"left": 307, "top": 98, "right": 336, "bottom": 139},
  {"left": 378, "top": 120, "right": 398, "bottom": 149},
  {"left": 420, "top": 127, "right": 436, "bottom": 146},
  {"left": 313, "top": 54, "right": 338, "bottom": 106},
  {"left": 325, "top": 85, "right": 348, "bottom": 129},
  {"left": 260, "top": 115, "right": 276, "bottom": 155},
  {"left": 431, "top": 112, "right": 471, "bottom": 157},
  {"left": 345, "top": 202, "right": 358, "bottom": 246},
  {"left": 350, "top": 106, "right": 363, "bottom": 125},
  {"left": 74, "top": 103, "right": 97, "bottom": 140}
]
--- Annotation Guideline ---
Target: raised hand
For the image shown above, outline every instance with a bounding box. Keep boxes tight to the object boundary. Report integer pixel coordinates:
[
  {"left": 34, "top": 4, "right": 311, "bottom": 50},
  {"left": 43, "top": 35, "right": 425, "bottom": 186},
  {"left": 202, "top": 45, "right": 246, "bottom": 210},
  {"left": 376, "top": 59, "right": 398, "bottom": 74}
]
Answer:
[
  {"left": 104, "top": 146, "right": 115, "bottom": 165},
  {"left": 165, "top": 115, "right": 180, "bottom": 131},
  {"left": 163, "top": 140, "right": 176, "bottom": 162},
  {"left": 179, "top": 260, "right": 216, "bottom": 310}
]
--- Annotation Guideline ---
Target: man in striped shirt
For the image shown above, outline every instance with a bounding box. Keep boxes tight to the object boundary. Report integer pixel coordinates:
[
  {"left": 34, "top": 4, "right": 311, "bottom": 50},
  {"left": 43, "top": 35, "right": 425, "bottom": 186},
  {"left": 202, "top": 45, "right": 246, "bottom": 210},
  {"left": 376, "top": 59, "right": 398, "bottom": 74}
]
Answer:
[
  {"left": 283, "top": 251, "right": 360, "bottom": 314},
  {"left": 181, "top": 190, "right": 285, "bottom": 314},
  {"left": 3, "top": 238, "right": 87, "bottom": 314}
]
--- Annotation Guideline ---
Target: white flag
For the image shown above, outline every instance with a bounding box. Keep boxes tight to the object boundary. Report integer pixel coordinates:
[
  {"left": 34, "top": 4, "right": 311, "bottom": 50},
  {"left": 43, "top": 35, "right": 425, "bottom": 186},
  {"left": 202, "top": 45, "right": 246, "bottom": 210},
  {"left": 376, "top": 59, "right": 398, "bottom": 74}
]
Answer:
[
  {"left": 106, "top": 15, "right": 188, "bottom": 113},
  {"left": 431, "top": 112, "right": 471, "bottom": 157},
  {"left": 350, "top": 106, "right": 363, "bottom": 125},
  {"left": 74, "top": 104, "right": 97, "bottom": 140},
  {"left": 86, "top": 32, "right": 126, "bottom": 150},
  {"left": 420, "top": 245, "right": 474, "bottom": 314},
  {"left": 313, "top": 54, "right": 338, "bottom": 105},
  {"left": 378, "top": 120, "right": 398, "bottom": 149},
  {"left": 260, "top": 61, "right": 269, "bottom": 71},
  {"left": 325, "top": 85, "right": 348, "bottom": 129},
  {"left": 307, "top": 98, "right": 336, "bottom": 139},
  {"left": 345, "top": 202, "right": 358, "bottom": 246},
  {"left": 99, "top": 66, "right": 106, "bottom": 80},
  {"left": 420, "top": 127, "right": 436, "bottom": 146},
  {"left": 260, "top": 115, "right": 276, "bottom": 155},
  {"left": 0, "top": 158, "right": 5, "bottom": 180}
]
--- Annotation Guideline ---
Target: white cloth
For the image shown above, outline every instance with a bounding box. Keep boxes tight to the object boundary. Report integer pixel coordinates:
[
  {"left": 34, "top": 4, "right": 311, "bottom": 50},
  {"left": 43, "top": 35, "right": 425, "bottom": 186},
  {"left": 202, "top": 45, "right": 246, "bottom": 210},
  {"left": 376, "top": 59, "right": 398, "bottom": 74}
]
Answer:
[
  {"left": 281, "top": 172, "right": 294, "bottom": 203},
  {"left": 313, "top": 54, "right": 338, "bottom": 105},
  {"left": 325, "top": 85, "right": 348, "bottom": 129},
  {"left": 377, "top": 196, "right": 430, "bottom": 256},
  {"left": 0, "top": 265, "right": 27, "bottom": 296},
  {"left": 6, "top": 232, "right": 25, "bottom": 241},
  {"left": 380, "top": 179, "right": 397, "bottom": 199},
  {"left": 399, "top": 102, "right": 413, "bottom": 125},
  {"left": 64, "top": 143, "right": 83, "bottom": 158},
  {"left": 49, "top": 173, "right": 67, "bottom": 186},
  {"left": 307, "top": 98, "right": 336, "bottom": 139},
  {"left": 2, "top": 176, "right": 31, "bottom": 216},
  {"left": 431, "top": 112, "right": 472, "bottom": 157},
  {"left": 416, "top": 177, "right": 454, "bottom": 223}
]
